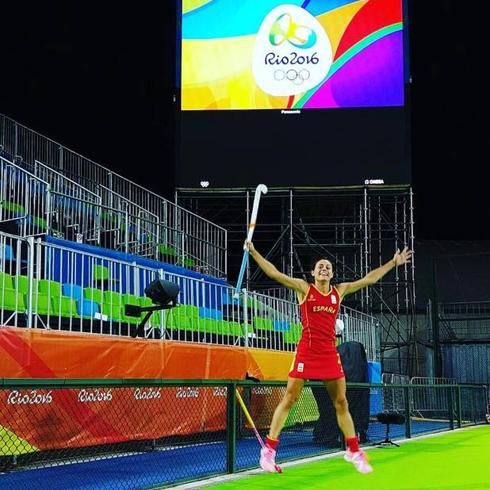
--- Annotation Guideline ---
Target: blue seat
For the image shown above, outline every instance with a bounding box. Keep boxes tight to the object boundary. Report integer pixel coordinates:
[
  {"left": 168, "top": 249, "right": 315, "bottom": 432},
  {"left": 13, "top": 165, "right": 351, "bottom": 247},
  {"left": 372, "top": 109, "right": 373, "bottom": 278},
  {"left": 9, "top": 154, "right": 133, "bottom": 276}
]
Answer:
[
  {"left": 77, "top": 299, "right": 100, "bottom": 318},
  {"left": 273, "top": 320, "right": 291, "bottom": 331},
  {"left": 62, "top": 283, "right": 84, "bottom": 301},
  {"left": 199, "top": 307, "right": 223, "bottom": 320},
  {"left": 1, "top": 244, "right": 15, "bottom": 261},
  {"left": 221, "top": 291, "right": 240, "bottom": 306},
  {"left": 0, "top": 243, "right": 27, "bottom": 266}
]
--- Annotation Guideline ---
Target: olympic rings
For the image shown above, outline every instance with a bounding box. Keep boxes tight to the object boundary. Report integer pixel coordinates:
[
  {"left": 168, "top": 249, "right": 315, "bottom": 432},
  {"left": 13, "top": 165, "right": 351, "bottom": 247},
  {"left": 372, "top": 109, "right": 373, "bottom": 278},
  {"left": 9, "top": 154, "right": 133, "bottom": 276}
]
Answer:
[{"left": 273, "top": 68, "right": 310, "bottom": 84}]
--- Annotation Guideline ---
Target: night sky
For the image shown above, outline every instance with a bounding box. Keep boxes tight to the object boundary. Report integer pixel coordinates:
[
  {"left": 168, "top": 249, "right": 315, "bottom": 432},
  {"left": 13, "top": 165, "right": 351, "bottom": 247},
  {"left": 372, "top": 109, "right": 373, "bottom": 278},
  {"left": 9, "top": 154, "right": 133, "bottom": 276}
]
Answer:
[{"left": 1, "top": 1, "right": 489, "bottom": 240}]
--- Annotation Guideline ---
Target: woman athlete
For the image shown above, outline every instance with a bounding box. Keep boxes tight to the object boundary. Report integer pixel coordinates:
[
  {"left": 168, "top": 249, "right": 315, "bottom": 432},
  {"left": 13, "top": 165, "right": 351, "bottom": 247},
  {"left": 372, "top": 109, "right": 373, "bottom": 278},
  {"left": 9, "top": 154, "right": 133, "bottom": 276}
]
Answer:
[{"left": 246, "top": 240, "right": 412, "bottom": 474}]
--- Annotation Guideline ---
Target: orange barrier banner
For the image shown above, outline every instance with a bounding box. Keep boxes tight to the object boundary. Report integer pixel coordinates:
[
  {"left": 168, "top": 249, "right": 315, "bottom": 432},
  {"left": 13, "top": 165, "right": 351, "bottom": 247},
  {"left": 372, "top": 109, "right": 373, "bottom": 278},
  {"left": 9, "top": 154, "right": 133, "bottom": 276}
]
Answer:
[
  {"left": 0, "top": 386, "right": 228, "bottom": 453},
  {"left": 0, "top": 328, "right": 248, "bottom": 379},
  {"left": 0, "top": 328, "right": 296, "bottom": 451}
]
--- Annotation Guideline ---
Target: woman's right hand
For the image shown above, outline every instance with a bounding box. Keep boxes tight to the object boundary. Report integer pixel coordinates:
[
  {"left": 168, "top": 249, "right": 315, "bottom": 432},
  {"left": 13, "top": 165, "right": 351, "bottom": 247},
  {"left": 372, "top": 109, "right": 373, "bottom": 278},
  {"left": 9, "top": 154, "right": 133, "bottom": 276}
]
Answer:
[{"left": 245, "top": 240, "right": 256, "bottom": 255}]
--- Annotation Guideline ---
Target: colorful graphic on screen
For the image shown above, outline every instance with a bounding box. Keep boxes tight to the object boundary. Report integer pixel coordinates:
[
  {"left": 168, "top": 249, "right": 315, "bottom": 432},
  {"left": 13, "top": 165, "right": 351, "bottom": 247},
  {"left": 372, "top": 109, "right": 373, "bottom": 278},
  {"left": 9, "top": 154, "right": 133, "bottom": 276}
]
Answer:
[{"left": 182, "top": 0, "right": 404, "bottom": 110}]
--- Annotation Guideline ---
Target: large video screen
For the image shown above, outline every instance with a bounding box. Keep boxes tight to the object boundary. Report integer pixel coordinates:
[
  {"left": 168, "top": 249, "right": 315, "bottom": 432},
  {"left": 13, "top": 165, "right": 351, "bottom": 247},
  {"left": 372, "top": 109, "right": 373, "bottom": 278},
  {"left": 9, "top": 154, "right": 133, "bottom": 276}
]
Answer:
[
  {"left": 177, "top": 0, "right": 410, "bottom": 188},
  {"left": 182, "top": 0, "right": 404, "bottom": 111}
]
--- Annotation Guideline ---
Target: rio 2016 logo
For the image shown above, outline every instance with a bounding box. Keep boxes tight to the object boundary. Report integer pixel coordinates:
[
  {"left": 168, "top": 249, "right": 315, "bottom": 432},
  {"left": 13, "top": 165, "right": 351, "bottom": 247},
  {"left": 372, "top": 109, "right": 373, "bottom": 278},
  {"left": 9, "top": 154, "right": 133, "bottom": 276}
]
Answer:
[
  {"left": 253, "top": 4, "right": 332, "bottom": 97},
  {"left": 269, "top": 13, "right": 317, "bottom": 49}
]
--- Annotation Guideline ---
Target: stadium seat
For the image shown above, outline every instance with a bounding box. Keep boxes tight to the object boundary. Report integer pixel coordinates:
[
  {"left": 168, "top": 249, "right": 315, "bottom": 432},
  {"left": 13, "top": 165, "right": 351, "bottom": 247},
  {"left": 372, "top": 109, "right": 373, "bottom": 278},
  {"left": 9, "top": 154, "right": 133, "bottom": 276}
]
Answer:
[
  {"left": 0, "top": 200, "right": 25, "bottom": 217},
  {"left": 38, "top": 279, "right": 62, "bottom": 298},
  {"left": 27, "top": 292, "right": 52, "bottom": 316},
  {"left": 83, "top": 287, "right": 103, "bottom": 304},
  {"left": 254, "top": 317, "right": 274, "bottom": 331},
  {"left": 0, "top": 288, "right": 26, "bottom": 312},
  {"left": 52, "top": 296, "right": 80, "bottom": 318},
  {"left": 225, "top": 321, "right": 242, "bottom": 337},
  {"left": 93, "top": 264, "right": 110, "bottom": 281},
  {"left": 273, "top": 320, "right": 291, "bottom": 331},
  {"left": 62, "top": 284, "right": 84, "bottom": 302},
  {"left": 14, "top": 275, "right": 39, "bottom": 295},
  {"left": 77, "top": 299, "right": 100, "bottom": 318},
  {"left": 199, "top": 307, "right": 223, "bottom": 320},
  {"left": 0, "top": 271, "right": 14, "bottom": 289}
]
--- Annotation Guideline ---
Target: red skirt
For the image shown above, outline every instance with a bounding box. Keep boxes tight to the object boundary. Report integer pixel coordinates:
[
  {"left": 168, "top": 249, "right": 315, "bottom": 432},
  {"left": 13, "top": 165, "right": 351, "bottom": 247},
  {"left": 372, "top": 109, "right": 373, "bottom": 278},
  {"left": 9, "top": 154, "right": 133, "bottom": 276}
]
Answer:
[{"left": 289, "top": 346, "right": 344, "bottom": 380}]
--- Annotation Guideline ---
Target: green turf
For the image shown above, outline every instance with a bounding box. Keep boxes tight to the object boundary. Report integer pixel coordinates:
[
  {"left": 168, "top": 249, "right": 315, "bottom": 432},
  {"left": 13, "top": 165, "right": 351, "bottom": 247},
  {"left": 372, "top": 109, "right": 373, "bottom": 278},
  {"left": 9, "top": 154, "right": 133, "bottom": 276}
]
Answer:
[{"left": 209, "top": 427, "right": 490, "bottom": 490}]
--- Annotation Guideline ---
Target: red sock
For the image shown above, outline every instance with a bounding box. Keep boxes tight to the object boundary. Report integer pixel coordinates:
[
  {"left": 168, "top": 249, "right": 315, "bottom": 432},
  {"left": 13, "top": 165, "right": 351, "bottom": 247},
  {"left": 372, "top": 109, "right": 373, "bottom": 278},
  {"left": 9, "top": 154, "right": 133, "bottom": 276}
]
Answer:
[
  {"left": 346, "top": 436, "right": 359, "bottom": 453},
  {"left": 265, "top": 436, "right": 279, "bottom": 450}
]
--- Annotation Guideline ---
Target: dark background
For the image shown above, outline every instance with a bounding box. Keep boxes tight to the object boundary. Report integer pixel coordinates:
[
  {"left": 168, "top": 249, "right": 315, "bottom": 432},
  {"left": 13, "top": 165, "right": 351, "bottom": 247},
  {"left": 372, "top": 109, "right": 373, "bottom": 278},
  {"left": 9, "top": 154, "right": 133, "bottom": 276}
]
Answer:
[{"left": 1, "top": 0, "right": 489, "bottom": 240}]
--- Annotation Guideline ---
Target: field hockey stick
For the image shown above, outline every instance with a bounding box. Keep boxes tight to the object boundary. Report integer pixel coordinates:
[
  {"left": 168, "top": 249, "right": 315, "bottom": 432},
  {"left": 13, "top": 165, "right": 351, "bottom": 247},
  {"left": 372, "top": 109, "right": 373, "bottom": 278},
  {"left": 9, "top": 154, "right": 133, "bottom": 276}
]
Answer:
[
  {"left": 235, "top": 388, "right": 282, "bottom": 473},
  {"left": 233, "top": 184, "right": 268, "bottom": 298}
]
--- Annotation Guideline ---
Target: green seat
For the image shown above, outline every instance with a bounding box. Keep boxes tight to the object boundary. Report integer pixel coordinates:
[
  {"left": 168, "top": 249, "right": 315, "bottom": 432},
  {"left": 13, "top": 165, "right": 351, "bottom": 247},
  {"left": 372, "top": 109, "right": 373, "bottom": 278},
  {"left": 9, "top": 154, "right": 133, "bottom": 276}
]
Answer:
[
  {"left": 84, "top": 287, "right": 103, "bottom": 304},
  {"left": 101, "top": 211, "right": 117, "bottom": 224},
  {"left": 158, "top": 244, "right": 177, "bottom": 257},
  {"left": 184, "top": 258, "right": 195, "bottom": 268},
  {"left": 177, "top": 257, "right": 195, "bottom": 268},
  {"left": 254, "top": 317, "right": 274, "bottom": 331},
  {"left": 52, "top": 296, "right": 79, "bottom": 318},
  {"left": 123, "top": 294, "right": 140, "bottom": 306},
  {"left": 103, "top": 291, "right": 123, "bottom": 305},
  {"left": 26, "top": 293, "right": 52, "bottom": 316},
  {"left": 32, "top": 216, "right": 48, "bottom": 229},
  {"left": 14, "top": 275, "right": 39, "bottom": 295},
  {"left": 0, "top": 272, "right": 14, "bottom": 290},
  {"left": 166, "top": 308, "right": 197, "bottom": 331},
  {"left": 201, "top": 318, "right": 219, "bottom": 334},
  {"left": 283, "top": 323, "right": 302, "bottom": 344},
  {"left": 38, "top": 279, "right": 61, "bottom": 298},
  {"left": 0, "top": 289, "right": 26, "bottom": 311},
  {"left": 180, "top": 304, "right": 199, "bottom": 319},
  {"left": 101, "top": 291, "right": 123, "bottom": 321},
  {"left": 225, "top": 321, "right": 242, "bottom": 337},
  {"left": 139, "top": 296, "right": 153, "bottom": 307},
  {"left": 1, "top": 200, "right": 25, "bottom": 215},
  {"left": 101, "top": 303, "right": 123, "bottom": 321},
  {"left": 93, "top": 264, "right": 110, "bottom": 281}
]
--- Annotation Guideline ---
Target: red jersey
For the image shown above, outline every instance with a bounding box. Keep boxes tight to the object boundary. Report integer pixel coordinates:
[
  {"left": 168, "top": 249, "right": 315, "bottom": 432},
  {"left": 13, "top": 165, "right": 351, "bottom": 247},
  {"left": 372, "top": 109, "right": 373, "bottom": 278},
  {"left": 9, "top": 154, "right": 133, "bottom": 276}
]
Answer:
[
  {"left": 298, "top": 284, "right": 341, "bottom": 351},
  {"left": 290, "top": 284, "right": 343, "bottom": 379}
]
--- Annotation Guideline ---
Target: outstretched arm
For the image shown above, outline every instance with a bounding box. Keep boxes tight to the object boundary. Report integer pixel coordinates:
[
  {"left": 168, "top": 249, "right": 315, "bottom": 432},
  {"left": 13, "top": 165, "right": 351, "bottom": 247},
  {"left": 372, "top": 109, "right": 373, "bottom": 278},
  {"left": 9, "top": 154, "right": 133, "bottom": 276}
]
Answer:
[
  {"left": 246, "top": 241, "right": 309, "bottom": 298},
  {"left": 336, "top": 247, "right": 412, "bottom": 299}
]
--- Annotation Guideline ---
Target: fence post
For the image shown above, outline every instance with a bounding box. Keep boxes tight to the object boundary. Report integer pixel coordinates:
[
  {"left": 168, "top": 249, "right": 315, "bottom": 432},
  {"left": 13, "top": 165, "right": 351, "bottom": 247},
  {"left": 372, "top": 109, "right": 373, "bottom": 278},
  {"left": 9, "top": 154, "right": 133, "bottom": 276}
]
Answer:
[
  {"left": 25, "top": 236, "right": 35, "bottom": 328},
  {"left": 243, "top": 289, "right": 249, "bottom": 348},
  {"left": 226, "top": 382, "right": 237, "bottom": 474},
  {"left": 448, "top": 386, "right": 454, "bottom": 430},
  {"left": 404, "top": 385, "right": 411, "bottom": 439},
  {"left": 456, "top": 385, "right": 462, "bottom": 428}
]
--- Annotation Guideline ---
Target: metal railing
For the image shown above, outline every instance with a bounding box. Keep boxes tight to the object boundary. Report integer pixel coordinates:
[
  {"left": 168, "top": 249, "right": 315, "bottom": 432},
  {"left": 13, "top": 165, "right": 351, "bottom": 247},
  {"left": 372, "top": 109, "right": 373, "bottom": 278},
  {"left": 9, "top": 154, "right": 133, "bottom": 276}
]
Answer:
[
  {"left": 0, "top": 113, "right": 227, "bottom": 277},
  {"left": 0, "top": 157, "right": 50, "bottom": 237},
  {"left": 2, "top": 154, "right": 224, "bottom": 275},
  {"left": 0, "top": 231, "right": 380, "bottom": 357},
  {"left": 409, "top": 376, "right": 457, "bottom": 418},
  {"left": 341, "top": 305, "right": 380, "bottom": 362},
  {"left": 438, "top": 301, "right": 490, "bottom": 341}
]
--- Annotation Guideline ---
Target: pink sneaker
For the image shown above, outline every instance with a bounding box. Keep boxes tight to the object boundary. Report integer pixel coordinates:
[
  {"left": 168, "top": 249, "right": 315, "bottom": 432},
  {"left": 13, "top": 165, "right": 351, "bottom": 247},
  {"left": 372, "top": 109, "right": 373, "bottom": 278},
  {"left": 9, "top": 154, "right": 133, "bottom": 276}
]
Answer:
[
  {"left": 260, "top": 446, "right": 280, "bottom": 473},
  {"left": 344, "top": 449, "right": 373, "bottom": 474}
]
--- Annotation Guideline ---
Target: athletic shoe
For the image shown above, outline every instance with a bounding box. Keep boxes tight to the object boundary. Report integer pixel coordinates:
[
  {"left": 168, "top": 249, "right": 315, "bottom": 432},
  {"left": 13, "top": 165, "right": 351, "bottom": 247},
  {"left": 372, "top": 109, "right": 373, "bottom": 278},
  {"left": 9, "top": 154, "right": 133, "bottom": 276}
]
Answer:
[
  {"left": 344, "top": 449, "right": 373, "bottom": 474},
  {"left": 260, "top": 446, "right": 278, "bottom": 472}
]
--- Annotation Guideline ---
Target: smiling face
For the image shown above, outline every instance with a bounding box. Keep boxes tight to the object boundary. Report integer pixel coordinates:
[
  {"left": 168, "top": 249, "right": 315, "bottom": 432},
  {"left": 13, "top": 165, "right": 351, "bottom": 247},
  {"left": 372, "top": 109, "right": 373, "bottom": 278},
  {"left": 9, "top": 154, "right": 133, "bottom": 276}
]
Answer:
[{"left": 311, "top": 259, "right": 333, "bottom": 283}]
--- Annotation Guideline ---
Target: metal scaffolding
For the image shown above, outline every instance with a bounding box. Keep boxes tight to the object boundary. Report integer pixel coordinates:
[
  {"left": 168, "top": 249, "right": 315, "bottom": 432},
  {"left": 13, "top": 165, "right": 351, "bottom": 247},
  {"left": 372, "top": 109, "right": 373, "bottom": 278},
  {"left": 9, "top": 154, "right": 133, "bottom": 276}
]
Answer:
[{"left": 176, "top": 186, "right": 419, "bottom": 376}]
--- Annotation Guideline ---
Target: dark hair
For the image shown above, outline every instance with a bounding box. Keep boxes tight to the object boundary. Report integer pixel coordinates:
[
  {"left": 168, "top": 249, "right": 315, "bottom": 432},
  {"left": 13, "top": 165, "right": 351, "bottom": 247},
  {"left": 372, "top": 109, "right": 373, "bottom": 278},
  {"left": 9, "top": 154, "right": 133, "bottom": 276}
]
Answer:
[{"left": 310, "top": 257, "right": 333, "bottom": 271}]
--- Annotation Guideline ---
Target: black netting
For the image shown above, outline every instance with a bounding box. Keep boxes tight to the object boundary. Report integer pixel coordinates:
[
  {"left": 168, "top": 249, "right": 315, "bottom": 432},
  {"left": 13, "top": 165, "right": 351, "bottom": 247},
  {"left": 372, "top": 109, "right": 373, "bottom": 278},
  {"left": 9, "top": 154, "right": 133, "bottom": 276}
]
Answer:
[{"left": 0, "top": 381, "right": 486, "bottom": 489}]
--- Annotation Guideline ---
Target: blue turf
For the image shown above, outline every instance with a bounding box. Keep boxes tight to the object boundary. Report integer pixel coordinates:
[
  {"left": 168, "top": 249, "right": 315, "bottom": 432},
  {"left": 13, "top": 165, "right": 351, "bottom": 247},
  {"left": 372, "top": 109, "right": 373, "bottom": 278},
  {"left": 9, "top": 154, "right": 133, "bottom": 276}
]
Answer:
[{"left": 0, "top": 420, "right": 451, "bottom": 490}]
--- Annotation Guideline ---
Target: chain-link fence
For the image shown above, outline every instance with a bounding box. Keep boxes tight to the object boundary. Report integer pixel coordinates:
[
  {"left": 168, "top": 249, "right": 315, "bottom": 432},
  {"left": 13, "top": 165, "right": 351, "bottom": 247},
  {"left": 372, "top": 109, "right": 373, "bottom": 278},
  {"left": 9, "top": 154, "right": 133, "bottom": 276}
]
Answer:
[{"left": 0, "top": 379, "right": 487, "bottom": 489}]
